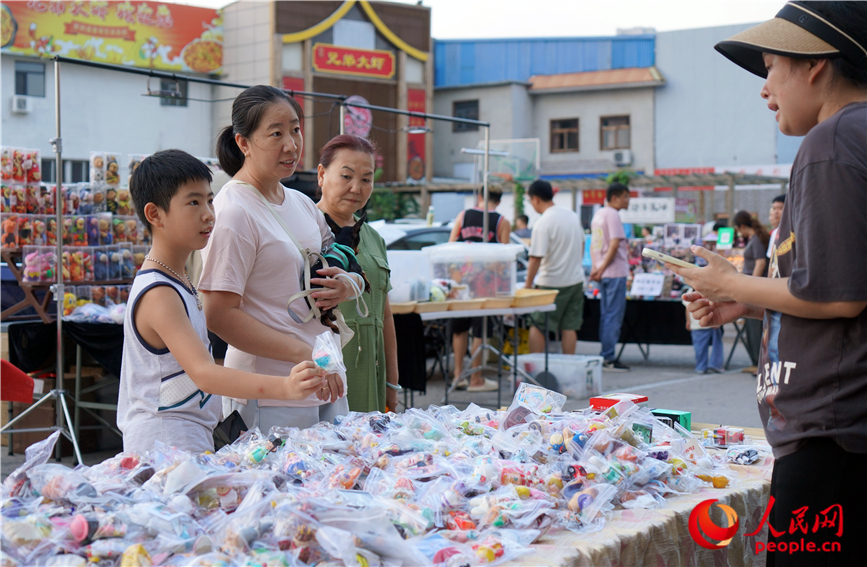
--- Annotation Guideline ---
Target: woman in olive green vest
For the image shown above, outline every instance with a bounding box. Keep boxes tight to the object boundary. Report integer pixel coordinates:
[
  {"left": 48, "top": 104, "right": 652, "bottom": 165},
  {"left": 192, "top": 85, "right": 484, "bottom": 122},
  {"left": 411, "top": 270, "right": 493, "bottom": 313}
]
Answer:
[{"left": 316, "top": 135, "right": 399, "bottom": 412}]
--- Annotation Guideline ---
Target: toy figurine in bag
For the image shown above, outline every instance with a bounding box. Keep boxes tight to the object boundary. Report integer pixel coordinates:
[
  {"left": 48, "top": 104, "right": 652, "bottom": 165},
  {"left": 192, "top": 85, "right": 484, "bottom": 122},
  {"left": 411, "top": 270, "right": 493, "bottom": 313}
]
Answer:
[
  {"left": 46, "top": 218, "right": 57, "bottom": 246},
  {"left": 120, "top": 248, "right": 135, "bottom": 279},
  {"left": 91, "top": 186, "right": 106, "bottom": 213},
  {"left": 23, "top": 149, "right": 41, "bottom": 183},
  {"left": 16, "top": 216, "right": 32, "bottom": 246},
  {"left": 11, "top": 149, "right": 27, "bottom": 183},
  {"left": 86, "top": 216, "right": 99, "bottom": 245},
  {"left": 0, "top": 147, "right": 11, "bottom": 181},
  {"left": 312, "top": 331, "right": 347, "bottom": 375},
  {"left": 113, "top": 218, "right": 127, "bottom": 242},
  {"left": 78, "top": 186, "right": 94, "bottom": 214},
  {"left": 62, "top": 217, "right": 74, "bottom": 246},
  {"left": 99, "top": 217, "right": 113, "bottom": 244},
  {"left": 10, "top": 186, "right": 25, "bottom": 213},
  {"left": 24, "top": 185, "right": 40, "bottom": 214},
  {"left": 108, "top": 250, "right": 122, "bottom": 279},
  {"left": 1, "top": 184, "right": 9, "bottom": 212},
  {"left": 2, "top": 215, "right": 18, "bottom": 247},
  {"left": 105, "top": 155, "right": 120, "bottom": 186},
  {"left": 104, "top": 189, "right": 117, "bottom": 216},
  {"left": 72, "top": 216, "right": 87, "bottom": 246},
  {"left": 31, "top": 217, "right": 45, "bottom": 245},
  {"left": 116, "top": 189, "right": 132, "bottom": 215},
  {"left": 90, "top": 152, "right": 106, "bottom": 184},
  {"left": 125, "top": 218, "right": 140, "bottom": 244}
]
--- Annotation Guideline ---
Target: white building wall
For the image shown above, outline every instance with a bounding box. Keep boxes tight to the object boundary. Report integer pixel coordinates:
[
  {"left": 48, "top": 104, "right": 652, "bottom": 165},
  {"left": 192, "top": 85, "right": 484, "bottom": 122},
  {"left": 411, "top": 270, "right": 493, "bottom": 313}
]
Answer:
[
  {"left": 432, "top": 82, "right": 527, "bottom": 179},
  {"left": 532, "top": 87, "right": 656, "bottom": 175},
  {"left": 1, "top": 55, "right": 216, "bottom": 180},
  {"left": 213, "top": 0, "right": 275, "bottom": 140}
]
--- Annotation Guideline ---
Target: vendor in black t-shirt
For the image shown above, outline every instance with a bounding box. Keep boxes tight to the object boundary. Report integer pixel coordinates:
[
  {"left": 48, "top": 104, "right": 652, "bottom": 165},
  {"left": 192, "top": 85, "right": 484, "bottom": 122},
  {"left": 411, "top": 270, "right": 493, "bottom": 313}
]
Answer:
[
  {"left": 672, "top": 3, "right": 867, "bottom": 565},
  {"left": 447, "top": 189, "right": 511, "bottom": 392}
]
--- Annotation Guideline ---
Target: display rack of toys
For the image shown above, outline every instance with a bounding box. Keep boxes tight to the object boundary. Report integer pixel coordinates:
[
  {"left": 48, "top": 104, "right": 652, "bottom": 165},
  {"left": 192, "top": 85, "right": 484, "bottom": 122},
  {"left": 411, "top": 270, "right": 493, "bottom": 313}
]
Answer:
[
  {"left": 0, "top": 382, "right": 769, "bottom": 566},
  {"left": 0, "top": 147, "right": 149, "bottom": 323}
]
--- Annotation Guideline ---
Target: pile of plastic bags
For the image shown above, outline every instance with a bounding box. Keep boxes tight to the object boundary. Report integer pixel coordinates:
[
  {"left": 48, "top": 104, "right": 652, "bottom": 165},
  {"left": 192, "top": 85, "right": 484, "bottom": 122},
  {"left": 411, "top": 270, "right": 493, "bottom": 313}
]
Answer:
[{"left": 1, "top": 384, "right": 741, "bottom": 566}]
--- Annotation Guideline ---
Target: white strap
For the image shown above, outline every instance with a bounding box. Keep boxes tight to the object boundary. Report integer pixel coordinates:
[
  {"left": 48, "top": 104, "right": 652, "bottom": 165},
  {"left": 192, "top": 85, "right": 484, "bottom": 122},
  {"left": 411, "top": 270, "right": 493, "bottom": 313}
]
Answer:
[
  {"left": 239, "top": 181, "right": 368, "bottom": 320},
  {"left": 239, "top": 181, "right": 309, "bottom": 256}
]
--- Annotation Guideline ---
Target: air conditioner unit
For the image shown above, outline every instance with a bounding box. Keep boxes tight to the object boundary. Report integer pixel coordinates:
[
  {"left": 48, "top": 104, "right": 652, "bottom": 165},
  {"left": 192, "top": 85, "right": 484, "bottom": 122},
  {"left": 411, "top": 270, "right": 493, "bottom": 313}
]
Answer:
[
  {"left": 613, "top": 149, "right": 633, "bottom": 166},
  {"left": 11, "top": 95, "right": 31, "bottom": 115}
]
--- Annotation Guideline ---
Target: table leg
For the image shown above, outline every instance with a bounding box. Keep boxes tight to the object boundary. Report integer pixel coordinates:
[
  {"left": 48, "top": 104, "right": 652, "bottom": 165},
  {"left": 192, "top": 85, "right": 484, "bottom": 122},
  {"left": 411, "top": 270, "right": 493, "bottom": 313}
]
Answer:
[
  {"left": 544, "top": 312, "right": 550, "bottom": 373},
  {"left": 74, "top": 344, "right": 82, "bottom": 463},
  {"left": 497, "top": 317, "right": 503, "bottom": 409},
  {"left": 513, "top": 316, "right": 520, "bottom": 395},
  {"left": 725, "top": 321, "right": 747, "bottom": 370}
]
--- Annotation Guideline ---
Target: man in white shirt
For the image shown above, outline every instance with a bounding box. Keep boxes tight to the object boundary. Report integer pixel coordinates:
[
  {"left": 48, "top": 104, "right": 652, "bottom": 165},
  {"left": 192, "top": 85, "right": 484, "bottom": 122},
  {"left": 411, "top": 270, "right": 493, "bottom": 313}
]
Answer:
[
  {"left": 523, "top": 180, "right": 586, "bottom": 355},
  {"left": 766, "top": 194, "right": 785, "bottom": 267}
]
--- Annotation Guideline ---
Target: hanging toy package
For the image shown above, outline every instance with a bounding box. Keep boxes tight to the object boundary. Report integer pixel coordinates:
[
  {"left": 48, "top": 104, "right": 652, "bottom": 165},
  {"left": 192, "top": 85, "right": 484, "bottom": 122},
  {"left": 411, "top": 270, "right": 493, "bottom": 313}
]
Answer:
[{"left": 312, "top": 330, "right": 346, "bottom": 375}]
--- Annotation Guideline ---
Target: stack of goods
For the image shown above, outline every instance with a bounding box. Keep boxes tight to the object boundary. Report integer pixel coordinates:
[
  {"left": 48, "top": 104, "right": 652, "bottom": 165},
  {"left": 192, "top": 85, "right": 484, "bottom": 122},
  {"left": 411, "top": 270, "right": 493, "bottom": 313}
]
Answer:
[
  {"left": 1, "top": 384, "right": 752, "bottom": 566},
  {"left": 1, "top": 148, "right": 150, "bottom": 287},
  {"left": 58, "top": 284, "right": 131, "bottom": 323}
]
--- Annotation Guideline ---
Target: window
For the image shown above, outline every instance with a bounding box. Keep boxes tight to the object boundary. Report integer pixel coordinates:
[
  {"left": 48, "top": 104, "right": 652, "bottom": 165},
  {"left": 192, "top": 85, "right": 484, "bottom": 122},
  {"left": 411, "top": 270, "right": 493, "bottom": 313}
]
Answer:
[
  {"left": 453, "top": 100, "right": 479, "bottom": 132},
  {"left": 41, "top": 158, "right": 55, "bottom": 184},
  {"left": 40, "top": 159, "right": 90, "bottom": 183},
  {"left": 159, "top": 79, "right": 188, "bottom": 107},
  {"left": 67, "top": 160, "right": 89, "bottom": 182},
  {"left": 15, "top": 61, "right": 45, "bottom": 97},
  {"left": 601, "top": 115, "right": 630, "bottom": 150},
  {"left": 550, "top": 118, "right": 579, "bottom": 153}
]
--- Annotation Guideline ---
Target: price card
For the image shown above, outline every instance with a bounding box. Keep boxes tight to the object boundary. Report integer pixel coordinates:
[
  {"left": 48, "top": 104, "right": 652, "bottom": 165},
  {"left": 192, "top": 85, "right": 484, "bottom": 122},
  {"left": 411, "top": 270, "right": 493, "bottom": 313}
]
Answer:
[
  {"left": 717, "top": 227, "right": 736, "bottom": 250},
  {"left": 619, "top": 198, "right": 676, "bottom": 224},
  {"left": 630, "top": 273, "right": 666, "bottom": 297}
]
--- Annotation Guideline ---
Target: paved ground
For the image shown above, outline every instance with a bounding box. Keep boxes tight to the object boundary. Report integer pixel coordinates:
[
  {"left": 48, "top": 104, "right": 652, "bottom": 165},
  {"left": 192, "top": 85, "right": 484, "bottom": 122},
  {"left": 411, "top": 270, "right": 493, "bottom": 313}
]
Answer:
[{"left": 1, "top": 324, "right": 761, "bottom": 479}]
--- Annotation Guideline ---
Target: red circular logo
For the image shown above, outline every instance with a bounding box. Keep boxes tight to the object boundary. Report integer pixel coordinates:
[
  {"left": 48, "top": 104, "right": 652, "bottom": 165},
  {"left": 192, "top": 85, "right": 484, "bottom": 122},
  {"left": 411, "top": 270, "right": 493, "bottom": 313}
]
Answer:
[{"left": 689, "top": 499, "right": 740, "bottom": 549}]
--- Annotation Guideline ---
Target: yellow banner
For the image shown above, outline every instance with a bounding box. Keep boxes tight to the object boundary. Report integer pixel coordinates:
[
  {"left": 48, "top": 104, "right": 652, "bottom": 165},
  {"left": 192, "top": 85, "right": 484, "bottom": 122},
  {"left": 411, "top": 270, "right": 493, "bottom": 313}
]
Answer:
[{"left": 1, "top": 1, "right": 222, "bottom": 74}]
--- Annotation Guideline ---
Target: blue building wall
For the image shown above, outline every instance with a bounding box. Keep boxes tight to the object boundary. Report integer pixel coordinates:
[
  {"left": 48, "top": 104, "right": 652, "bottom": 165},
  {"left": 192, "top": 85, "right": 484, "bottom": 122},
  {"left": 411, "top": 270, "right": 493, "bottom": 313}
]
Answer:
[{"left": 434, "top": 36, "right": 655, "bottom": 87}]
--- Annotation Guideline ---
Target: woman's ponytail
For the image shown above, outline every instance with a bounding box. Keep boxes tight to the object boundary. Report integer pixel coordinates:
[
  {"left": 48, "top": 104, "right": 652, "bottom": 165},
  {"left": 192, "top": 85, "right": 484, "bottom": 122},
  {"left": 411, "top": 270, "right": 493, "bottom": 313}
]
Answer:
[{"left": 216, "top": 125, "right": 244, "bottom": 176}]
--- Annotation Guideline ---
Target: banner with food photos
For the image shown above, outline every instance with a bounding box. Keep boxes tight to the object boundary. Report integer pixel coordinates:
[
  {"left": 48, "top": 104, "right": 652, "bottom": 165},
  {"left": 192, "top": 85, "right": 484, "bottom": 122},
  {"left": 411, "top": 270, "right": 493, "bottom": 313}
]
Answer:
[{"left": 1, "top": 1, "right": 222, "bottom": 74}]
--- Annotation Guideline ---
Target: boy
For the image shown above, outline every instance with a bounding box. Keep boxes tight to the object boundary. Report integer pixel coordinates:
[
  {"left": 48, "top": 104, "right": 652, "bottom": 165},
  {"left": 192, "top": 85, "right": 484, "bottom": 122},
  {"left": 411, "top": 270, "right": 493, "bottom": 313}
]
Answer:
[{"left": 120, "top": 149, "right": 329, "bottom": 454}]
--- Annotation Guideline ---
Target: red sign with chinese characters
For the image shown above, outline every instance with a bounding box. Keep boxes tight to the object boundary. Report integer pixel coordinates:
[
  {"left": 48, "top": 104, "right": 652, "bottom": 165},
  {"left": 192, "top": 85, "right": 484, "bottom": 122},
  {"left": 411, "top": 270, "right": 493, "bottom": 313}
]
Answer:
[
  {"left": 583, "top": 189, "right": 608, "bottom": 205},
  {"left": 281, "top": 76, "right": 305, "bottom": 165},
  {"left": 406, "top": 88, "right": 426, "bottom": 181},
  {"left": 312, "top": 43, "right": 395, "bottom": 79}
]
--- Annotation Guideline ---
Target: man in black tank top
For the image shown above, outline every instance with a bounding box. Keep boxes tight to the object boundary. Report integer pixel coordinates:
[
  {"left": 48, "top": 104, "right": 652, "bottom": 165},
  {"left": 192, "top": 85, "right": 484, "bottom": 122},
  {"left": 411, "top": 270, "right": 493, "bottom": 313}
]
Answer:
[{"left": 447, "top": 190, "right": 511, "bottom": 391}]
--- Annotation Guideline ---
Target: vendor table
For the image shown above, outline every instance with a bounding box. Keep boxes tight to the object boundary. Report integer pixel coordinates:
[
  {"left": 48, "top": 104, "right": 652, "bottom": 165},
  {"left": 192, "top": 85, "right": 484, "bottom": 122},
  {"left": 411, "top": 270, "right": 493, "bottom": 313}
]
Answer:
[
  {"left": 418, "top": 303, "right": 557, "bottom": 407},
  {"left": 577, "top": 298, "right": 693, "bottom": 361},
  {"left": 520, "top": 428, "right": 774, "bottom": 567}
]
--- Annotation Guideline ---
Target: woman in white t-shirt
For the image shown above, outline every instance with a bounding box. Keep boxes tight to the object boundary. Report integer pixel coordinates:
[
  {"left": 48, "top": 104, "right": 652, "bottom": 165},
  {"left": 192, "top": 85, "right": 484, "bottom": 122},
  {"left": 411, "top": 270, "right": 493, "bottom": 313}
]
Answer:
[{"left": 199, "top": 85, "right": 359, "bottom": 432}]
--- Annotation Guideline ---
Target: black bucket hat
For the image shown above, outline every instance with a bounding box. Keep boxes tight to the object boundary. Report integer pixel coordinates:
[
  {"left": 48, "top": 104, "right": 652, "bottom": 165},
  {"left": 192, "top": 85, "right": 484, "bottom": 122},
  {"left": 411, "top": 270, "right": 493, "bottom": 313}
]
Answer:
[{"left": 715, "top": 1, "right": 867, "bottom": 78}]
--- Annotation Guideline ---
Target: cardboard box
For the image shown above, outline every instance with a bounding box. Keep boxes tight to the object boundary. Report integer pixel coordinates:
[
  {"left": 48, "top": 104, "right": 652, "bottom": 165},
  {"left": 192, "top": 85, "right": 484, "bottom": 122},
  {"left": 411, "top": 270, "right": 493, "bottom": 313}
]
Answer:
[
  {"left": 651, "top": 408, "right": 692, "bottom": 431},
  {"left": 5, "top": 373, "right": 112, "bottom": 455},
  {"left": 589, "top": 393, "right": 649, "bottom": 410}
]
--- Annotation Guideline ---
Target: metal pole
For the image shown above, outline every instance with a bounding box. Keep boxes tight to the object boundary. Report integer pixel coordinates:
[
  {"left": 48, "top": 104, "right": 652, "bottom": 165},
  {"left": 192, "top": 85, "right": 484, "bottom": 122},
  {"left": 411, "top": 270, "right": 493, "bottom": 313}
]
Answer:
[
  {"left": 49, "top": 58, "right": 83, "bottom": 465},
  {"left": 53, "top": 59, "right": 65, "bottom": 453},
  {"left": 482, "top": 125, "right": 490, "bottom": 239},
  {"left": 339, "top": 104, "right": 345, "bottom": 136}
]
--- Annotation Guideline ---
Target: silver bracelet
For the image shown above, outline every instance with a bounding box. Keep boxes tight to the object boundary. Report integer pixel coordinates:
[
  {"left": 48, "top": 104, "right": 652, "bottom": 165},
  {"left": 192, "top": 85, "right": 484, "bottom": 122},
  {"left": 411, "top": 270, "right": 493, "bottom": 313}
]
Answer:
[{"left": 386, "top": 382, "right": 403, "bottom": 391}]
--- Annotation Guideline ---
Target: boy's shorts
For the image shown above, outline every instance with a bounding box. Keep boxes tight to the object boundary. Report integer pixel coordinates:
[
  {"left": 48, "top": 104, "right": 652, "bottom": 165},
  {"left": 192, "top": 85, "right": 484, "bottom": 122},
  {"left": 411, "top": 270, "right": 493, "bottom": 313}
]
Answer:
[{"left": 529, "top": 282, "right": 584, "bottom": 331}]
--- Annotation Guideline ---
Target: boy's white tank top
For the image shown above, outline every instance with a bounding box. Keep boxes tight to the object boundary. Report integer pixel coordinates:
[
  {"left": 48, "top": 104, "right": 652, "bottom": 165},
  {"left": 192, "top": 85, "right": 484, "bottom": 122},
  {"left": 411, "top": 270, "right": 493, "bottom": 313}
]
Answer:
[{"left": 118, "top": 269, "right": 221, "bottom": 455}]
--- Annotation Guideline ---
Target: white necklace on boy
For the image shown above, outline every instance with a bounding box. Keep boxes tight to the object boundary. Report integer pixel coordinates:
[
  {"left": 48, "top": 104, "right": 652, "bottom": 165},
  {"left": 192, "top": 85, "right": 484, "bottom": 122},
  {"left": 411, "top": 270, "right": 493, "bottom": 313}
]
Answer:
[{"left": 144, "top": 255, "right": 203, "bottom": 310}]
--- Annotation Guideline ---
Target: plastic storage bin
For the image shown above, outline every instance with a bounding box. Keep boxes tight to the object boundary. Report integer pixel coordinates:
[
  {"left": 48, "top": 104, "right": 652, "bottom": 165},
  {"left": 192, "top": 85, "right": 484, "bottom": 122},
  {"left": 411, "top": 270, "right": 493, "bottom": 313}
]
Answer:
[
  {"left": 387, "top": 250, "right": 432, "bottom": 303},
  {"left": 515, "top": 353, "right": 603, "bottom": 400},
  {"left": 424, "top": 242, "right": 522, "bottom": 299}
]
